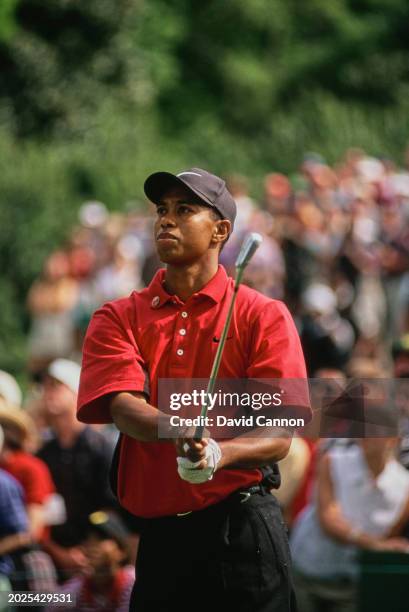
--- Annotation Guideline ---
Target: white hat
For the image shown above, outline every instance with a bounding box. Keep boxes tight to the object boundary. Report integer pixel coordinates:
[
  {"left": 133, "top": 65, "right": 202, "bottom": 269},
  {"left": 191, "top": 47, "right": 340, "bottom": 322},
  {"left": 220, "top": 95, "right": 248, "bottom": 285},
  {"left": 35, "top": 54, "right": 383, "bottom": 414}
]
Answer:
[
  {"left": 302, "top": 283, "right": 337, "bottom": 316},
  {"left": 0, "top": 371, "right": 23, "bottom": 407},
  {"left": 356, "top": 157, "right": 384, "bottom": 182},
  {"left": 48, "top": 359, "right": 81, "bottom": 395},
  {"left": 79, "top": 201, "right": 108, "bottom": 228}
]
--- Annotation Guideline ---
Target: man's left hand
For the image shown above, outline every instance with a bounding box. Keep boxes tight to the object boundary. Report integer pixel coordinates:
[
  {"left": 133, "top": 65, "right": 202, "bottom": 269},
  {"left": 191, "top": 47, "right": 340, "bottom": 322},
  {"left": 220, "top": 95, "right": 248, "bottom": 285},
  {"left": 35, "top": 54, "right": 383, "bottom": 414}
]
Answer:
[{"left": 176, "top": 438, "right": 222, "bottom": 484}]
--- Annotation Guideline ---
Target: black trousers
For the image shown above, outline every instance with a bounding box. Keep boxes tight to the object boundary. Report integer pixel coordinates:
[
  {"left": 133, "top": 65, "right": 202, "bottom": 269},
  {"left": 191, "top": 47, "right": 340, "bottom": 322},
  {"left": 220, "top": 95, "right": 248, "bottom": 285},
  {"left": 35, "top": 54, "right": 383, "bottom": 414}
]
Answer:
[{"left": 129, "top": 488, "right": 297, "bottom": 612}]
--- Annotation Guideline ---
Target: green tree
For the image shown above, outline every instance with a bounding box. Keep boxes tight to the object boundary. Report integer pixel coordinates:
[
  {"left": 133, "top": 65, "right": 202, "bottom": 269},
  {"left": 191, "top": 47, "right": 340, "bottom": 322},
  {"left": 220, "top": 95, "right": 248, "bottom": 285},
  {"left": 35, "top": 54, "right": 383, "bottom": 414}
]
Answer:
[{"left": 0, "top": 0, "right": 139, "bottom": 137}]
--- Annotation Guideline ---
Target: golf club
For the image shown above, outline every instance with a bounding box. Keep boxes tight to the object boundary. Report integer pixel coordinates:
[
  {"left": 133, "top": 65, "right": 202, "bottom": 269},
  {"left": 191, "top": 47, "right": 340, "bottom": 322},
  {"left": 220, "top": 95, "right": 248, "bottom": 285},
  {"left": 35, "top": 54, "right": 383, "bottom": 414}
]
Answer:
[{"left": 193, "top": 232, "right": 263, "bottom": 439}]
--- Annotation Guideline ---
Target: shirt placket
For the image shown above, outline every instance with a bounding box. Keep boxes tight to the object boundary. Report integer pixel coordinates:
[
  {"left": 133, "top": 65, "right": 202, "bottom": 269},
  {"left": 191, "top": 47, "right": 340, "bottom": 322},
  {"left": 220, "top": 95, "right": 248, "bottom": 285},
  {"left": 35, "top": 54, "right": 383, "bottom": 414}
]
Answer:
[{"left": 168, "top": 301, "right": 190, "bottom": 375}]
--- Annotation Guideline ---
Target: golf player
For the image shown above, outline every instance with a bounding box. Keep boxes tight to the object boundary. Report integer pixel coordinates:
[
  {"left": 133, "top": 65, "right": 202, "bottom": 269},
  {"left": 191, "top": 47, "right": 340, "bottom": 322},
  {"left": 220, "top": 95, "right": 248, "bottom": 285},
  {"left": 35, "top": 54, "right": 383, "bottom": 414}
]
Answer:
[{"left": 77, "top": 168, "right": 310, "bottom": 611}]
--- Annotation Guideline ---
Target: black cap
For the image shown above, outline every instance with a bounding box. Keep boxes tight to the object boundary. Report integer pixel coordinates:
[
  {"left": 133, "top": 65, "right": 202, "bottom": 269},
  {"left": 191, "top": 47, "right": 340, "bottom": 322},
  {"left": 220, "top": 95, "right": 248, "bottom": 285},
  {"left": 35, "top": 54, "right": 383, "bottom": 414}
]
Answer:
[
  {"left": 88, "top": 511, "right": 129, "bottom": 550},
  {"left": 144, "top": 167, "right": 237, "bottom": 231}
]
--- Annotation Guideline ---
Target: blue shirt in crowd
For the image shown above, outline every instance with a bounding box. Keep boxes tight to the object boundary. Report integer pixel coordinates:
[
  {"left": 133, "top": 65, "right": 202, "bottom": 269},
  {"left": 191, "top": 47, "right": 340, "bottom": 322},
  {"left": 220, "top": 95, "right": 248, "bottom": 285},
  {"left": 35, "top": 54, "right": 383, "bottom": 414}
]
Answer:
[{"left": 0, "top": 468, "right": 28, "bottom": 576}]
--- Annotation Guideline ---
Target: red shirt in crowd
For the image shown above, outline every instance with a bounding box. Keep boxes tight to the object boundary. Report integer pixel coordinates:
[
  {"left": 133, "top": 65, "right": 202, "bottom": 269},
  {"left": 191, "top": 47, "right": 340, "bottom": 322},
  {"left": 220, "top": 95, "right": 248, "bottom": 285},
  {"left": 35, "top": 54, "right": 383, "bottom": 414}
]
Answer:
[
  {"left": 77, "top": 265, "right": 309, "bottom": 517},
  {"left": 0, "top": 450, "right": 55, "bottom": 505}
]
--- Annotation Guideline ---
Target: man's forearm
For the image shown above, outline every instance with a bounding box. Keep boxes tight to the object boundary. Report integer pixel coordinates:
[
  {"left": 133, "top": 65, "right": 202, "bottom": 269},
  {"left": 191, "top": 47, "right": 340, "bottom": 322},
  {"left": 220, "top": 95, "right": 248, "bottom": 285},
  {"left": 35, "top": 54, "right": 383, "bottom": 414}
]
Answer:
[
  {"left": 218, "top": 428, "right": 292, "bottom": 470},
  {"left": 110, "top": 392, "right": 174, "bottom": 442},
  {"left": 0, "top": 532, "right": 30, "bottom": 555}
]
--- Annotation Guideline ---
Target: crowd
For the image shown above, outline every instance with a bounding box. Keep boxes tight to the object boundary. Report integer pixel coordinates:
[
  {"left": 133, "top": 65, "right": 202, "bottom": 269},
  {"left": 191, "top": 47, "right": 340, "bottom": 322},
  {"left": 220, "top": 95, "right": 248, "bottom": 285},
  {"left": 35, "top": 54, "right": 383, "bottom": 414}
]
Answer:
[{"left": 0, "top": 147, "right": 409, "bottom": 611}]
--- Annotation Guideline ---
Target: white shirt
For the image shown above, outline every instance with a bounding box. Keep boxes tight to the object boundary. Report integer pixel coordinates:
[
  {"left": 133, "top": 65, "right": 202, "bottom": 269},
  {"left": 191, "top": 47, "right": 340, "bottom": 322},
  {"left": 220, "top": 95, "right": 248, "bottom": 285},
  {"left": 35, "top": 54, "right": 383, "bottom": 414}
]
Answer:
[{"left": 290, "top": 444, "right": 409, "bottom": 579}]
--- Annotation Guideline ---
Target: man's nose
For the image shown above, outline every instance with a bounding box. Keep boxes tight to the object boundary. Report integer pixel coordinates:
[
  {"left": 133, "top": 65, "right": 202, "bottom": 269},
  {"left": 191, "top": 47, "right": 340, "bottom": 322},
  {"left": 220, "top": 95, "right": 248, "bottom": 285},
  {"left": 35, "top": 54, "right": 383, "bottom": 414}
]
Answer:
[{"left": 160, "top": 212, "right": 177, "bottom": 228}]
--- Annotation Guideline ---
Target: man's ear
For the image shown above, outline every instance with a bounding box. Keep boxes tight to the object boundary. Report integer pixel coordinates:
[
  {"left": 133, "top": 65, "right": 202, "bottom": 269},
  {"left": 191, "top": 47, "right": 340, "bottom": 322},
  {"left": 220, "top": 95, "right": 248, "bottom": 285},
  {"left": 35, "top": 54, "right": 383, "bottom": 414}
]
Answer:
[{"left": 212, "top": 219, "right": 231, "bottom": 248}]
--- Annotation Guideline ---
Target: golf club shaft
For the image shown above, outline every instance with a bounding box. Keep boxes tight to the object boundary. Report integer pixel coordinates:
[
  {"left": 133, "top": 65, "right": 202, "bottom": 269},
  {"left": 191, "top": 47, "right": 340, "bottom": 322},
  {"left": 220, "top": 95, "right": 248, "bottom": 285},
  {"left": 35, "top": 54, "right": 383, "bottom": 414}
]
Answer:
[{"left": 194, "top": 233, "right": 262, "bottom": 438}]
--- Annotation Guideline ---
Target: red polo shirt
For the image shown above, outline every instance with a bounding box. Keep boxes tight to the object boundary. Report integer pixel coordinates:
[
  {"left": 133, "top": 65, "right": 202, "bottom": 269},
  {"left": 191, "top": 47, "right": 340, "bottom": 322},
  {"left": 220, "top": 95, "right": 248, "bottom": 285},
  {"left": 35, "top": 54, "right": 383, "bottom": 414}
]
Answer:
[{"left": 77, "top": 265, "right": 309, "bottom": 517}]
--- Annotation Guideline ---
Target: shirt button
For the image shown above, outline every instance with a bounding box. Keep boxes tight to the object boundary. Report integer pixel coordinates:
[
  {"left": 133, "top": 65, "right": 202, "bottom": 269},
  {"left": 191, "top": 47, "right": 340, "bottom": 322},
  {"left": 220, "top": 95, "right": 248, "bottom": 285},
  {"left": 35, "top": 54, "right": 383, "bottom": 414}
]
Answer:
[
  {"left": 181, "top": 311, "right": 188, "bottom": 318},
  {"left": 179, "top": 329, "right": 186, "bottom": 336},
  {"left": 177, "top": 349, "right": 184, "bottom": 356},
  {"left": 151, "top": 296, "right": 160, "bottom": 307}
]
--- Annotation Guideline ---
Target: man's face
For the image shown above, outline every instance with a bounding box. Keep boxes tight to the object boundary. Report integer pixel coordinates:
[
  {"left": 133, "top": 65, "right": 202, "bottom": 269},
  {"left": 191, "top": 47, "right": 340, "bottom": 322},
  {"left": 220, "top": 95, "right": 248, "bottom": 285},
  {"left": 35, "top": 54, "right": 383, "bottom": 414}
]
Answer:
[
  {"left": 42, "top": 376, "right": 77, "bottom": 418},
  {"left": 82, "top": 533, "right": 125, "bottom": 576},
  {"left": 153, "top": 185, "right": 227, "bottom": 264}
]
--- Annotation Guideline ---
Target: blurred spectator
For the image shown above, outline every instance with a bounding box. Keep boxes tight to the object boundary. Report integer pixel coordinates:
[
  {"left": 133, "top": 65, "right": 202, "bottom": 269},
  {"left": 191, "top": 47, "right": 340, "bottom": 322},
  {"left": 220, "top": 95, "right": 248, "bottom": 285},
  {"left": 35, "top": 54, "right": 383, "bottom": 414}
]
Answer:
[
  {"left": 290, "top": 369, "right": 347, "bottom": 526},
  {"left": 27, "top": 251, "right": 79, "bottom": 376},
  {"left": 0, "top": 426, "right": 30, "bottom": 609},
  {"left": 94, "top": 235, "right": 143, "bottom": 303},
  {"left": 0, "top": 422, "right": 57, "bottom": 599},
  {"left": 378, "top": 204, "right": 409, "bottom": 338},
  {"left": 50, "top": 511, "right": 134, "bottom": 612},
  {"left": 226, "top": 174, "right": 257, "bottom": 233},
  {"left": 300, "top": 283, "right": 355, "bottom": 375},
  {"left": 0, "top": 401, "right": 56, "bottom": 541},
  {"left": 263, "top": 172, "right": 292, "bottom": 216},
  {"left": 273, "top": 437, "right": 311, "bottom": 526},
  {"left": 392, "top": 335, "right": 409, "bottom": 473},
  {"left": 291, "top": 429, "right": 409, "bottom": 612},
  {"left": 78, "top": 202, "right": 109, "bottom": 231},
  {"left": 242, "top": 210, "right": 286, "bottom": 298},
  {"left": 37, "top": 360, "right": 116, "bottom": 578}
]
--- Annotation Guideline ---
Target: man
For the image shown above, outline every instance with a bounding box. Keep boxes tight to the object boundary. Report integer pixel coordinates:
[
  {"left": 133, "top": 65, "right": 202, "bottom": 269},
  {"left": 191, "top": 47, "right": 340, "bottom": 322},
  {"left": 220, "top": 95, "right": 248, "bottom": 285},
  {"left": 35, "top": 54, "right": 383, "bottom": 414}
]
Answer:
[
  {"left": 290, "top": 427, "right": 409, "bottom": 612},
  {"left": 392, "top": 334, "right": 409, "bottom": 473},
  {"left": 37, "top": 359, "right": 117, "bottom": 577},
  {"left": 0, "top": 400, "right": 55, "bottom": 542},
  {"left": 53, "top": 511, "right": 134, "bottom": 612},
  {"left": 0, "top": 426, "right": 30, "bottom": 611},
  {"left": 77, "top": 168, "right": 310, "bottom": 611}
]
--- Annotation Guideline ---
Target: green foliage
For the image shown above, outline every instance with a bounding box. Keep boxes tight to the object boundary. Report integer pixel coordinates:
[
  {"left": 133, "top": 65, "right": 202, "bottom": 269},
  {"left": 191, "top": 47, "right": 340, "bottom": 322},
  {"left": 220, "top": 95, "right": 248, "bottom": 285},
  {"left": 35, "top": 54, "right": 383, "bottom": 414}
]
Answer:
[
  {"left": 0, "top": 0, "right": 139, "bottom": 137},
  {"left": 1, "top": 0, "right": 409, "bottom": 375},
  {"left": 0, "top": 0, "right": 18, "bottom": 42}
]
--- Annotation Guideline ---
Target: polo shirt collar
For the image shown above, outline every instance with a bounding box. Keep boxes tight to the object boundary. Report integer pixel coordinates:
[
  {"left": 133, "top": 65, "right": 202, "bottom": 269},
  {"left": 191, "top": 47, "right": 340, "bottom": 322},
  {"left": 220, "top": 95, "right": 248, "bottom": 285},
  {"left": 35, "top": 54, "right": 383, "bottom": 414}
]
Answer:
[{"left": 148, "top": 265, "right": 229, "bottom": 308}]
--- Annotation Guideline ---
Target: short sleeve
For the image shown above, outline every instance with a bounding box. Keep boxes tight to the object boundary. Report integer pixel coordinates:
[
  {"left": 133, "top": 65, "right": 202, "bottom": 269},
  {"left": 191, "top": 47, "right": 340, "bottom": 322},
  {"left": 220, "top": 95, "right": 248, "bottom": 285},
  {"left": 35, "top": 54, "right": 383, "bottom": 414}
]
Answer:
[
  {"left": 247, "top": 301, "right": 311, "bottom": 419},
  {"left": 4, "top": 455, "right": 56, "bottom": 506},
  {"left": 77, "top": 302, "right": 149, "bottom": 424},
  {"left": 0, "top": 473, "right": 28, "bottom": 534},
  {"left": 22, "top": 457, "right": 55, "bottom": 505}
]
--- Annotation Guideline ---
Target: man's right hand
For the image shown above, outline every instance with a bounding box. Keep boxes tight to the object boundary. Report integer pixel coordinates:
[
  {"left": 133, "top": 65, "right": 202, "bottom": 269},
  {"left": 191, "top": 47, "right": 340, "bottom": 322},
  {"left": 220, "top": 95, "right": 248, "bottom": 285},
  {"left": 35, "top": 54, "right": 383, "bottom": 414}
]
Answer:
[{"left": 174, "top": 426, "right": 211, "bottom": 466}]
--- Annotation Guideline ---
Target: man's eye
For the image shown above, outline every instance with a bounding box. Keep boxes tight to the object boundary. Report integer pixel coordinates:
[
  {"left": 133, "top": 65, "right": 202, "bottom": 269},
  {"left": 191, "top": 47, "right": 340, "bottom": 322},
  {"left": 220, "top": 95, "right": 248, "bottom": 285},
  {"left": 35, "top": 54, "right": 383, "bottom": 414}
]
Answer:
[
  {"left": 178, "top": 206, "right": 192, "bottom": 213},
  {"left": 157, "top": 207, "right": 167, "bottom": 215}
]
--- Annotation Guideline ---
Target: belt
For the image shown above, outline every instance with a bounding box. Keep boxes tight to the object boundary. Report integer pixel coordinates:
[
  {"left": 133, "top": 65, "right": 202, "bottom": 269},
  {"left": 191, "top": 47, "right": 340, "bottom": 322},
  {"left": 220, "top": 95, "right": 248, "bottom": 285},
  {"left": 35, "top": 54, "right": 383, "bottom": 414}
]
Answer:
[{"left": 176, "top": 484, "right": 264, "bottom": 517}]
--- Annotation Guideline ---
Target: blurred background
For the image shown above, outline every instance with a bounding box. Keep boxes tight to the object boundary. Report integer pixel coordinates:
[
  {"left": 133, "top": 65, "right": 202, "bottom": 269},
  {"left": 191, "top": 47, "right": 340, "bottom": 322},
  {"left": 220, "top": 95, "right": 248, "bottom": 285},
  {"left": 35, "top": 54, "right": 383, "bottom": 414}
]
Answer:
[
  {"left": 1, "top": 0, "right": 409, "bottom": 375},
  {"left": 0, "top": 2, "right": 409, "bottom": 611}
]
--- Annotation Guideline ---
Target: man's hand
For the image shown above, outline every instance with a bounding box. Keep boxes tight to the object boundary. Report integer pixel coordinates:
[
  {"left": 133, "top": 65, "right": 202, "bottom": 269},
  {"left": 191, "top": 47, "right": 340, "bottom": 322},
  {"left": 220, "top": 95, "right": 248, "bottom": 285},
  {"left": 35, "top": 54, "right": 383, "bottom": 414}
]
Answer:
[
  {"left": 177, "top": 440, "right": 222, "bottom": 483},
  {"left": 374, "top": 537, "right": 409, "bottom": 553},
  {"left": 47, "top": 543, "right": 89, "bottom": 574},
  {"left": 175, "top": 429, "right": 222, "bottom": 483}
]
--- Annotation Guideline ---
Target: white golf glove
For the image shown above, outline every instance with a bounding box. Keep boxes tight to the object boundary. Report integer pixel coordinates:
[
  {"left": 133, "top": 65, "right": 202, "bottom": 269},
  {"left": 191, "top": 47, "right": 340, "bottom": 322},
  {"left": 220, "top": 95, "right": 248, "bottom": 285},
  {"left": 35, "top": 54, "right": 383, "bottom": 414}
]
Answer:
[{"left": 177, "top": 439, "right": 222, "bottom": 484}]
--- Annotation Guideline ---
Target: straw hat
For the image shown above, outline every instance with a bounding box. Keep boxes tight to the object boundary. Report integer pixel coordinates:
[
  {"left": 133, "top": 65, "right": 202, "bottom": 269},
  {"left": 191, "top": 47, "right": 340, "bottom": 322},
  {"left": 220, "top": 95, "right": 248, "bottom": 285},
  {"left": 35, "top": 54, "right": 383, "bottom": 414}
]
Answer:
[{"left": 0, "top": 400, "right": 36, "bottom": 446}]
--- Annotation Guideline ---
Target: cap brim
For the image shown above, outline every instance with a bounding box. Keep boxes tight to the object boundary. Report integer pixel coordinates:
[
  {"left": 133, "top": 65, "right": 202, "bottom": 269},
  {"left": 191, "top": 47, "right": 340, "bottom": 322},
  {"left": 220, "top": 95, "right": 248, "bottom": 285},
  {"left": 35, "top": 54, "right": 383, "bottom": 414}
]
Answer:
[{"left": 144, "top": 172, "right": 213, "bottom": 207}]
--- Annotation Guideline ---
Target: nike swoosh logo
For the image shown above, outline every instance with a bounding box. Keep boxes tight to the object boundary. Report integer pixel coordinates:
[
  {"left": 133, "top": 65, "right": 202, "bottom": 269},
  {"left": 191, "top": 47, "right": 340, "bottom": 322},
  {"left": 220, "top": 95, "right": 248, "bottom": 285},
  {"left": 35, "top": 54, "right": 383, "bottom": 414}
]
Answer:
[{"left": 213, "top": 335, "right": 233, "bottom": 343}]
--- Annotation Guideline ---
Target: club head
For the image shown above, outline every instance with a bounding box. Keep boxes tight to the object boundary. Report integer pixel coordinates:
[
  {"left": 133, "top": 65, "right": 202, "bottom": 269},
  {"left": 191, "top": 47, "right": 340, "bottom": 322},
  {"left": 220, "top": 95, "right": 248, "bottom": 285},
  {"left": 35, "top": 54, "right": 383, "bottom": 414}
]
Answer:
[{"left": 235, "top": 233, "right": 263, "bottom": 269}]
